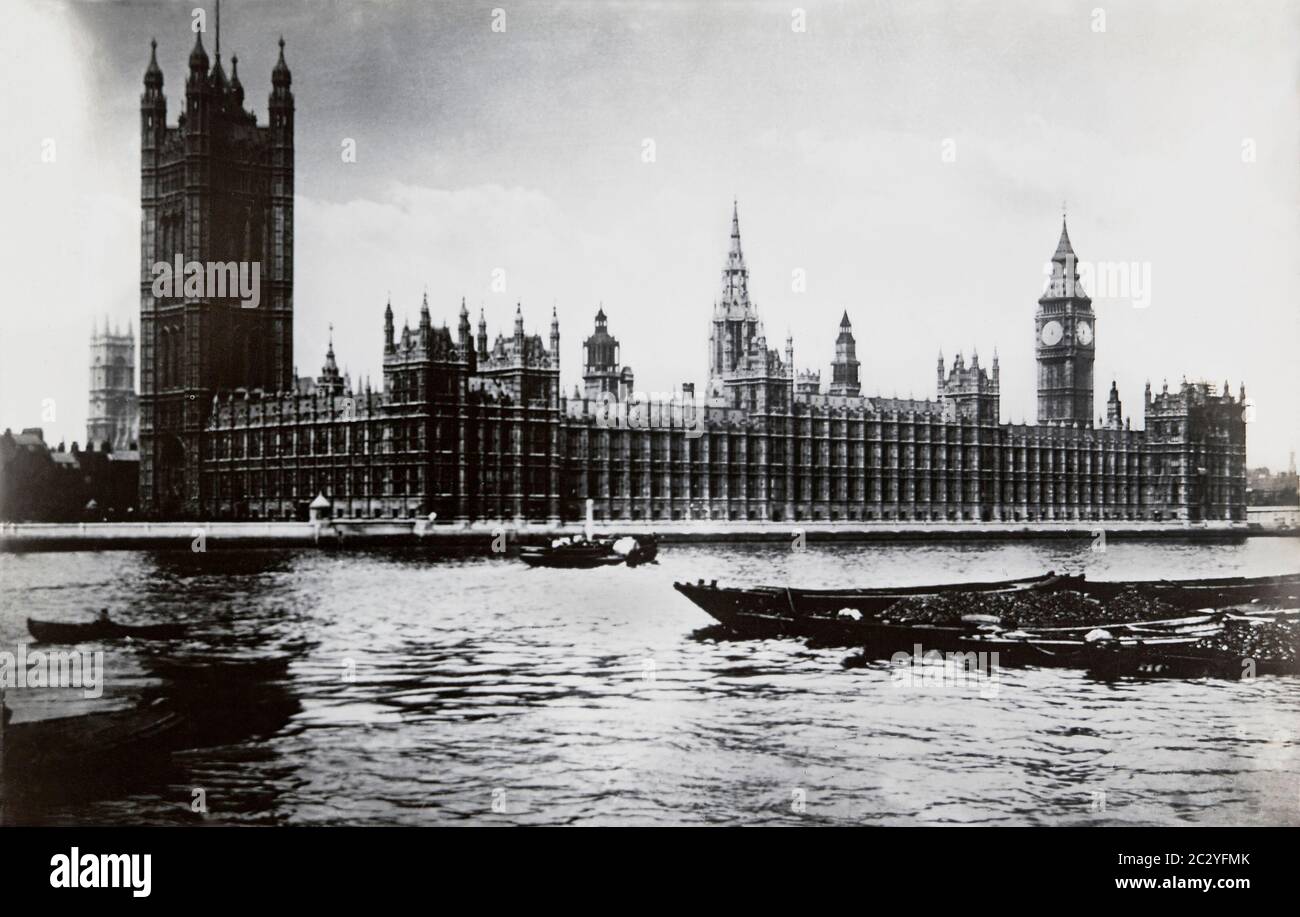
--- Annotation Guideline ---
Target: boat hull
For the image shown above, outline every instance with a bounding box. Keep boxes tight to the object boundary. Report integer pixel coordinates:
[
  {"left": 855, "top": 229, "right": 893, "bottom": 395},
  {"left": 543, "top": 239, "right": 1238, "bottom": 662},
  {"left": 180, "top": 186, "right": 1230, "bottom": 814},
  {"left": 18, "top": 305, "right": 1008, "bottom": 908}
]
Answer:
[
  {"left": 519, "top": 535, "right": 658, "bottom": 569},
  {"left": 519, "top": 549, "right": 626, "bottom": 569},
  {"left": 674, "top": 572, "right": 1300, "bottom": 643},
  {"left": 1081, "top": 573, "right": 1300, "bottom": 610},
  {"left": 26, "top": 618, "right": 187, "bottom": 643},
  {"left": 675, "top": 572, "right": 1072, "bottom": 642}
]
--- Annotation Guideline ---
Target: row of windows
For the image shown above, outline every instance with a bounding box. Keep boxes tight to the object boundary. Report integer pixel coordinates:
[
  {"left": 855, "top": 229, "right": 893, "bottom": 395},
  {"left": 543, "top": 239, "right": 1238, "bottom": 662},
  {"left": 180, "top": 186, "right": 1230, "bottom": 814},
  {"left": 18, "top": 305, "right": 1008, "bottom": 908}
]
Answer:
[
  {"left": 210, "top": 419, "right": 558, "bottom": 458},
  {"left": 565, "top": 471, "right": 1151, "bottom": 503},
  {"left": 562, "top": 442, "right": 1148, "bottom": 474}
]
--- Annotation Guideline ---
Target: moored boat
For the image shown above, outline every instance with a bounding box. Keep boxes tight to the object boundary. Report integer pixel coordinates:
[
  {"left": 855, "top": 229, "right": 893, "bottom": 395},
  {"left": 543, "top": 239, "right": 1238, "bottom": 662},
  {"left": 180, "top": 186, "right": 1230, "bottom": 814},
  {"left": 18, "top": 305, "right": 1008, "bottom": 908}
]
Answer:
[
  {"left": 1, "top": 699, "right": 190, "bottom": 791},
  {"left": 1, "top": 665, "right": 300, "bottom": 806},
  {"left": 674, "top": 571, "right": 1300, "bottom": 640},
  {"left": 520, "top": 534, "right": 658, "bottom": 569},
  {"left": 842, "top": 608, "right": 1300, "bottom": 678},
  {"left": 142, "top": 654, "right": 294, "bottom": 685},
  {"left": 674, "top": 571, "right": 1074, "bottom": 639},
  {"left": 1079, "top": 572, "right": 1300, "bottom": 609},
  {"left": 26, "top": 616, "right": 187, "bottom": 644}
]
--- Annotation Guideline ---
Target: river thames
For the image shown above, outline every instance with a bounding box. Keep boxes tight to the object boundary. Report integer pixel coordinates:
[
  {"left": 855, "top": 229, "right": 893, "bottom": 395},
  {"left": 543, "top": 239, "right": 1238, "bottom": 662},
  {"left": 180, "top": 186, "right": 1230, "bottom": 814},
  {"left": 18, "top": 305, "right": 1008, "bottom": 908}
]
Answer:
[{"left": 1, "top": 536, "right": 1297, "bottom": 826}]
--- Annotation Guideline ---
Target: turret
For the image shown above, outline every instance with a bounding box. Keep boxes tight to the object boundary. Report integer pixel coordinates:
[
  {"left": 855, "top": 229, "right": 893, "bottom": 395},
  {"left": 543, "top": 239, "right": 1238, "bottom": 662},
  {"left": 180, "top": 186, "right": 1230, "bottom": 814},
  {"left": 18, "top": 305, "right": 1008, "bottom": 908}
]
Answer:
[
  {"left": 317, "top": 324, "right": 343, "bottom": 395},
  {"left": 458, "top": 298, "right": 474, "bottom": 370},
  {"left": 829, "top": 310, "right": 861, "bottom": 397},
  {"left": 268, "top": 37, "right": 294, "bottom": 388},
  {"left": 476, "top": 307, "right": 488, "bottom": 362},
  {"left": 1105, "top": 380, "right": 1123, "bottom": 429},
  {"left": 550, "top": 305, "right": 560, "bottom": 362},
  {"left": 383, "top": 297, "right": 395, "bottom": 354},
  {"left": 271, "top": 36, "right": 292, "bottom": 94},
  {"left": 187, "top": 31, "right": 210, "bottom": 84},
  {"left": 143, "top": 38, "right": 164, "bottom": 94},
  {"left": 582, "top": 307, "right": 622, "bottom": 400},
  {"left": 140, "top": 41, "right": 167, "bottom": 269},
  {"left": 229, "top": 54, "right": 244, "bottom": 109},
  {"left": 184, "top": 31, "right": 212, "bottom": 140},
  {"left": 141, "top": 37, "right": 166, "bottom": 152},
  {"left": 514, "top": 303, "right": 525, "bottom": 351}
]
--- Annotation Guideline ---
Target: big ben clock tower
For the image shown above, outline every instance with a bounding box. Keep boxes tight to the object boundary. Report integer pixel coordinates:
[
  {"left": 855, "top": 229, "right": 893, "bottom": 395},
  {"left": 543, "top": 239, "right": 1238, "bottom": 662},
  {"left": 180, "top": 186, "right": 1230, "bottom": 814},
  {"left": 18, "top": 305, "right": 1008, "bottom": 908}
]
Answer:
[{"left": 1035, "top": 216, "right": 1095, "bottom": 425}]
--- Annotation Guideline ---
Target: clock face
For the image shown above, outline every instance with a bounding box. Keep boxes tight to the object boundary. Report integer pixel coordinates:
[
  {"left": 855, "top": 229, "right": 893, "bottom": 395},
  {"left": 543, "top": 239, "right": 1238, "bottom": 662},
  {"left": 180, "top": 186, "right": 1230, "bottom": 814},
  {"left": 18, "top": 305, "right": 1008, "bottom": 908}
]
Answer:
[
  {"left": 1040, "top": 320, "right": 1063, "bottom": 346},
  {"left": 1076, "top": 321, "right": 1093, "bottom": 345}
]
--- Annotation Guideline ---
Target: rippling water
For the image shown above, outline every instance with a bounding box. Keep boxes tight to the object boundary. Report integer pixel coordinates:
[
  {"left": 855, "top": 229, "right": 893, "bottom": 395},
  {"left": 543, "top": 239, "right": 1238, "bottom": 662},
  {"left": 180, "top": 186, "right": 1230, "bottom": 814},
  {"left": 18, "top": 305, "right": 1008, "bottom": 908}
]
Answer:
[{"left": 2, "top": 537, "right": 1298, "bottom": 825}]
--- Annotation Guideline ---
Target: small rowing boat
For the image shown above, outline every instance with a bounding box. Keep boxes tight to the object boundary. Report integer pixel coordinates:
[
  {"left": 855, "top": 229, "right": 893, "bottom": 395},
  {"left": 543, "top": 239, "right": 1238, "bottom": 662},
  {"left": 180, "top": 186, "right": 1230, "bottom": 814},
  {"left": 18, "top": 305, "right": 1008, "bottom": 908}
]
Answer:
[{"left": 26, "top": 616, "right": 186, "bottom": 644}]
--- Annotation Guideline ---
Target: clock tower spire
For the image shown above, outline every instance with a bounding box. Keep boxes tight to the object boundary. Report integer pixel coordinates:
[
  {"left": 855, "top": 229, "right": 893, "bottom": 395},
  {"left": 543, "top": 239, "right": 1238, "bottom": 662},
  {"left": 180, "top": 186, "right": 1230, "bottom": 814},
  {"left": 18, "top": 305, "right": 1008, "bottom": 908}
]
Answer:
[{"left": 1035, "top": 215, "right": 1095, "bottom": 425}]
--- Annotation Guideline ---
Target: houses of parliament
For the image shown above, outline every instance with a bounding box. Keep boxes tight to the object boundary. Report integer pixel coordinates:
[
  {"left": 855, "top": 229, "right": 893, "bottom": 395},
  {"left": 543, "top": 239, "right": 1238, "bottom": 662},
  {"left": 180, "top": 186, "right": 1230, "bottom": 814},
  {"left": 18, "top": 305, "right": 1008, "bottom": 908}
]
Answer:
[{"left": 136, "top": 27, "right": 1247, "bottom": 525}]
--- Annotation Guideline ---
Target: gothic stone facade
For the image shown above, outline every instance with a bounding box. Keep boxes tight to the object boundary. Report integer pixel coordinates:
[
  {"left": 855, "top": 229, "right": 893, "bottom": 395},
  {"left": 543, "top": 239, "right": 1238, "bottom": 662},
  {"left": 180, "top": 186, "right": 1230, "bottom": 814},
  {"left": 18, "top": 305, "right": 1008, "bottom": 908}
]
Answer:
[
  {"left": 138, "top": 31, "right": 293, "bottom": 517},
  {"left": 87, "top": 317, "right": 139, "bottom": 451},
  {"left": 141, "top": 31, "right": 1247, "bottom": 524},
  {"left": 200, "top": 210, "right": 1246, "bottom": 525}
]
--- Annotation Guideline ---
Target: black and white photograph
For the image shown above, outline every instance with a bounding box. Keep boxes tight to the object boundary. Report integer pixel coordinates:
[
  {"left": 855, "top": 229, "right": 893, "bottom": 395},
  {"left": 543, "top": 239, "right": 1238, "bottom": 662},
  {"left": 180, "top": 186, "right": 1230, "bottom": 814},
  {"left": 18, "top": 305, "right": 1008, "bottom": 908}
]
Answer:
[{"left": 0, "top": 0, "right": 1297, "bottom": 892}]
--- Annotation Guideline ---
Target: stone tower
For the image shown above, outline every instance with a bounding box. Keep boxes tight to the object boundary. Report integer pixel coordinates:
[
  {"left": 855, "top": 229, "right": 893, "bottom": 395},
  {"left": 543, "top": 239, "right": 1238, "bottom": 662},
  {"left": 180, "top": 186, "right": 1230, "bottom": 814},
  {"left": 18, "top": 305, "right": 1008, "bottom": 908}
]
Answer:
[
  {"left": 938, "top": 349, "right": 999, "bottom": 423},
  {"left": 1104, "top": 379, "right": 1123, "bottom": 429},
  {"left": 138, "top": 20, "right": 294, "bottom": 517},
  {"left": 828, "top": 311, "right": 861, "bottom": 397},
  {"left": 1035, "top": 216, "right": 1095, "bottom": 425},
  {"left": 583, "top": 307, "right": 622, "bottom": 400},
  {"left": 87, "top": 317, "right": 139, "bottom": 451},
  {"left": 707, "top": 201, "right": 763, "bottom": 398}
]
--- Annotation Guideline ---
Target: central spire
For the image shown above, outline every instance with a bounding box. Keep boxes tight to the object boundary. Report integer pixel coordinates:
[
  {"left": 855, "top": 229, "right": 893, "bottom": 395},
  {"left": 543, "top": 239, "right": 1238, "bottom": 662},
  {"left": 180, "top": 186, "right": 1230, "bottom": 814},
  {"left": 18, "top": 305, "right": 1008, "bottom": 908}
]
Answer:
[{"left": 720, "top": 199, "right": 750, "bottom": 310}]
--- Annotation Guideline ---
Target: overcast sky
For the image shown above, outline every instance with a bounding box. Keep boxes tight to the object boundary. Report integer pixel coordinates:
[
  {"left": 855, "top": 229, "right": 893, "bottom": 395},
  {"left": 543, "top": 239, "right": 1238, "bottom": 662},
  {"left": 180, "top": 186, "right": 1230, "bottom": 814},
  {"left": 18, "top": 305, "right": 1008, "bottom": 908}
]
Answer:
[{"left": 2, "top": 0, "right": 1297, "bottom": 467}]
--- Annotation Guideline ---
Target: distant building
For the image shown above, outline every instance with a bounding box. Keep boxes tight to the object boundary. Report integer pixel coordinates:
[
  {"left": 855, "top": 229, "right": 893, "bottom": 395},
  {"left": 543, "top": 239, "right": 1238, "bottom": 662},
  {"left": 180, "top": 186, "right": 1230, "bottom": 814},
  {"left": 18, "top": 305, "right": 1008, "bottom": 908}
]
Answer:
[
  {"left": 1247, "top": 453, "right": 1299, "bottom": 506},
  {"left": 0, "top": 429, "right": 137, "bottom": 522},
  {"left": 87, "top": 316, "right": 139, "bottom": 451}
]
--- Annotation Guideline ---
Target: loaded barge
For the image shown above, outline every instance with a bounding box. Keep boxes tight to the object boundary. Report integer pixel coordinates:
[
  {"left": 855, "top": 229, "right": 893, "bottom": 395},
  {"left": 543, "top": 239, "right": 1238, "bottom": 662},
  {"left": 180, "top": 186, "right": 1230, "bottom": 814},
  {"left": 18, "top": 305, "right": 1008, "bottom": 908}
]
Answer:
[{"left": 673, "top": 572, "right": 1300, "bottom": 678}]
